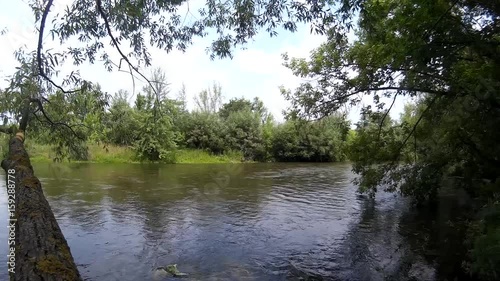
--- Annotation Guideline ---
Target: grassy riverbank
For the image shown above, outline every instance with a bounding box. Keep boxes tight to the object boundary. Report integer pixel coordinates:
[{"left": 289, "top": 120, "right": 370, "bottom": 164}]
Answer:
[{"left": 19, "top": 142, "right": 245, "bottom": 164}]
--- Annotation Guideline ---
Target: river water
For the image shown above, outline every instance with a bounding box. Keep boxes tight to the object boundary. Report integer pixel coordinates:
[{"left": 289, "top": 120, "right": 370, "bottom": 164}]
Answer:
[{"left": 0, "top": 163, "right": 471, "bottom": 280}]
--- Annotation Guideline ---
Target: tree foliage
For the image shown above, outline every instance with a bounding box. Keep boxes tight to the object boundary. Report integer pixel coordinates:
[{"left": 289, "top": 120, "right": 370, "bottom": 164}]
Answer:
[
  {"left": 183, "top": 111, "right": 228, "bottom": 154},
  {"left": 272, "top": 114, "right": 349, "bottom": 162},
  {"left": 0, "top": 0, "right": 345, "bottom": 164},
  {"left": 133, "top": 69, "right": 179, "bottom": 161},
  {"left": 283, "top": 0, "right": 499, "bottom": 197},
  {"left": 225, "top": 109, "right": 265, "bottom": 160},
  {"left": 4, "top": 0, "right": 340, "bottom": 101},
  {"left": 105, "top": 90, "right": 140, "bottom": 146},
  {"left": 283, "top": 0, "right": 499, "bottom": 277}
]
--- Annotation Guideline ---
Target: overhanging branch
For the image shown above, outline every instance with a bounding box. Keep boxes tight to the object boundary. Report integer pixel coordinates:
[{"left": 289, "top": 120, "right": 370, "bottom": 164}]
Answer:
[
  {"left": 30, "top": 98, "right": 86, "bottom": 140},
  {"left": 37, "top": 0, "right": 78, "bottom": 94},
  {"left": 394, "top": 96, "right": 439, "bottom": 162},
  {"left": 378, "top": 93, "right": 398, "bottom": 141},
  {"left": 95, "top": 0, "right": 162, "bottom": 108}
]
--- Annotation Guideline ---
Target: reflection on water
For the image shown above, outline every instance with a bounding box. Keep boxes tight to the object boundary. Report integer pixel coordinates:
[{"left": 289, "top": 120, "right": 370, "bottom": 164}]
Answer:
[{"left": 0, "top": 163, "right": 469, "bottom": 280}]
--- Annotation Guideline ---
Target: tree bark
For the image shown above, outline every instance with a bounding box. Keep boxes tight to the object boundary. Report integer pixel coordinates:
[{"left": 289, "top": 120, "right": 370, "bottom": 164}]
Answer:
[{"left": 2, "top": 131, "right": 82, "bottom": 281}]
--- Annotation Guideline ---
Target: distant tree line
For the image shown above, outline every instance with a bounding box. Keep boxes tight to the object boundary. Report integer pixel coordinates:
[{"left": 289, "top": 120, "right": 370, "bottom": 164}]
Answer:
[{"left": 0, "top": 68, "right": 356, "bottom": 163}]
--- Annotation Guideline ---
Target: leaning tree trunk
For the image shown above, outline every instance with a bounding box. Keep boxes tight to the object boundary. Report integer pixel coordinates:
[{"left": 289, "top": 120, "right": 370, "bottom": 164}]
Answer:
[{"left": 2, "top": 130, "right": 82, "bottom": 281}]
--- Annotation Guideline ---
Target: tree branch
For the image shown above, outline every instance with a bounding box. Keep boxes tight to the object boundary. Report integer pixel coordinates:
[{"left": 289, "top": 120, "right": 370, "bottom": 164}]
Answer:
[
  {"left": 0, "top": 126, "right": 15, "bottom": 134},
  {"left": 377, "top": 93, "right": 398, "bottom": 141},
  {"left": 394, "top": 96, "right": 439, "bottom": 161},
  {"left": 30, "top": 98, "right": 86, "bottom": 140},
  {"left": 95, "top": 0, "right": 162, "bottom": 107},
  {"left": 37, "top": 0, "right": 78, "bottom": 94},
  {"left": 351, "top": 86, "right": 450, "bottom": 97}
]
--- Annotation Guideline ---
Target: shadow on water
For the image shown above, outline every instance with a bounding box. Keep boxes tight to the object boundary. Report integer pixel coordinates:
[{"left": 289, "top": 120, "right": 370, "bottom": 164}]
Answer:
[
  {"left": 396, "top": 187, "right": 475, "bottom": 281},
  {"left": 0, "top": 162, "right": 474, "bottom": 281},
  {"left": 332, "top": 189, "right": 473, "bottom": 281}
]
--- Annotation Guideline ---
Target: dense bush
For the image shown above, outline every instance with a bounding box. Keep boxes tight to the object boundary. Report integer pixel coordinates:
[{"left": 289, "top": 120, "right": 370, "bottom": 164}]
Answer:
[
  {"left": 271, "top": 116, "right": 349, "bottom": 162},
  {"left": 18, "top": 85, "right": 352, "bottom": 164},
  {"left": 183, "top": 112, "right": 227, "bottom": 155}
]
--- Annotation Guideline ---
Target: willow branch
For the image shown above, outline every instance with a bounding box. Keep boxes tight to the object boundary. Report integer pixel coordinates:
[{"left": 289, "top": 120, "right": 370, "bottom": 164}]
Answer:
[
  {"left": 377, "top": 93, "right": 398, "bottom": 141},
  {"left": 394, "top": 96, "right": 439, "bottom": 162},
  {"left": 95, "top": 0, "right": 162, "bottom": 107},
  {"left": 317, "top": 85, "right": 449, "bottom": 115},
  {"left": 30, "top": 98, "right": 86, "bottom": 140},
  {"left": 37, "top": 0, "right": 78, "bottom": 94},
  {"left": 351, "top": 86, "right": 450, "bottom": 97}
]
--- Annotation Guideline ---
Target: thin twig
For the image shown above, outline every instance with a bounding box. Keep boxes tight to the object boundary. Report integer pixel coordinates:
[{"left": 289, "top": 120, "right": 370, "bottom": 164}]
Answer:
[{"left": 377, "top": 93, "right": 398, "bottom": 141}]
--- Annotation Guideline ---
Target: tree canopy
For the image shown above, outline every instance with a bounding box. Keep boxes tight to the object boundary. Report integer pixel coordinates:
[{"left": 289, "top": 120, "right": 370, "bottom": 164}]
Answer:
[
  {"left": 0, "top": 0, "right": 345, "bottom": 159},
  {"left": 283, "top": 0, "right": 499, "bottom": 198},
  {"left": 283, "top": 1, "right": 499, "bottom": 278},
  {"left": 4, "top": 0, "right": 343, "bottom": 100}
]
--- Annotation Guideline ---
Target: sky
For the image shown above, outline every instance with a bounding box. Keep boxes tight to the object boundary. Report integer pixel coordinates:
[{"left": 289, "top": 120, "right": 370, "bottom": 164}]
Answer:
[{"left": 0, "top": 0, "right": 408, "bottom": 124}]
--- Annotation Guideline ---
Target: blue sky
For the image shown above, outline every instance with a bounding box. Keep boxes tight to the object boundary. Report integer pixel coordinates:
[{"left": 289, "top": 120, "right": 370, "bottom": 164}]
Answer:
[{"left": 0, "top": 0, "right": 407, "bottom": 124}]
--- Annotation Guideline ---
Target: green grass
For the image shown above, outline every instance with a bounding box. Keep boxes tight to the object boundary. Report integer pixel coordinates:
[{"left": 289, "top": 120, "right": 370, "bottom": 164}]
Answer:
[
  {"left": 173, "top": 149, "right": 244, "bottom": 163},
  {"left": 20, "top": 142, "right": 244, "bottom": 164},
  {"left": 88, "top": 144, "right": 137, "bottom": 163},
  {"left": 24, "top": 142, "right": 53, "bottom": 162}
]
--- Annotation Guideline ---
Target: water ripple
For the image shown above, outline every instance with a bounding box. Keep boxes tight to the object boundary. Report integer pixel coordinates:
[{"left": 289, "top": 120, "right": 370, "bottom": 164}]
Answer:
[{"left": 0, "top": 163, "right": 443, "bottom": 281}]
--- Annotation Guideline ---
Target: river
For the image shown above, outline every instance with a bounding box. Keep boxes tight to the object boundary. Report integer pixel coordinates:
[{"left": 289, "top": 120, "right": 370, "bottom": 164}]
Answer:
[{"left": 0, "top": 163, "right": 471, "bottom": 280}]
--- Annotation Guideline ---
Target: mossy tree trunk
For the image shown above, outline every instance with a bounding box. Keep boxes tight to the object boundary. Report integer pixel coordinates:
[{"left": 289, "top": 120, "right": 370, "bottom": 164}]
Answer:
[{"left": 1, "top": 128, "right": 82, "bottom": 280}]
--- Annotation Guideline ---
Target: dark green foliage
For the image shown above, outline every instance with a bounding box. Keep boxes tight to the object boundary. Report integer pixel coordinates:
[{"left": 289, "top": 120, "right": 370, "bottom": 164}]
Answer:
[
  {"left": 29, "top": 84, "right": 108, "bottom": 162},
  {"left": 225, "top": 109, "right": 264, "bottom": 160},
  {"left": 132, "top": 70, "right": 179, "bottom": 162},
  {"left": 219, "top": 97, "right": 269, "bottom": 122},
  {"left": 271, "top": 121, "right": 302, "bottom": 161},
  {"left": 133, "top": 112, "right": 177, "bottom": 162},
  {"left": 1, "top": 79, "right": 351, "bottom": 164},
  {"left": 260, "top": 115, "right": 275, "bottom": 161},
  {"left": 283, "top": 0, "right": 499, "bottom": 199},
  {"left": 219, "top": 98, "right": 254, "bottom": 119},
  {"left": 182, "top": 112, "right": 227, "bottom": 155},
  {"left": 282, "top": 0, "right": 499, "bottom": 277},
  {"left": 271, "top": 115, "right": 349, "bottom": 162},
  {"left": 218, "top": 97, "right": 271, "bottom": 160},
  {"left": 466, "top": 199, "right": 500, "bottom": 280},
  {"left": 105, "top": 90, "right": 141, "bottom": 146}
]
